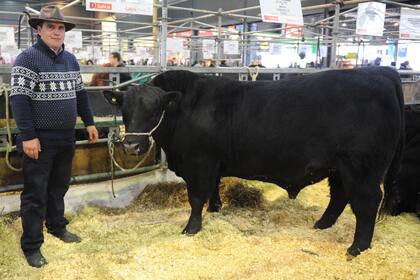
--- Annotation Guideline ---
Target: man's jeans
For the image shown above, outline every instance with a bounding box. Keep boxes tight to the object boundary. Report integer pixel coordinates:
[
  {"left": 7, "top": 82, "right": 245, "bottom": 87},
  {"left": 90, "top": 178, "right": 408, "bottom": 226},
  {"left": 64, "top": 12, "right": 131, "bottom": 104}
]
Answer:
[{"left": 19, "top": 141, "right": 75, "bottom": 253}]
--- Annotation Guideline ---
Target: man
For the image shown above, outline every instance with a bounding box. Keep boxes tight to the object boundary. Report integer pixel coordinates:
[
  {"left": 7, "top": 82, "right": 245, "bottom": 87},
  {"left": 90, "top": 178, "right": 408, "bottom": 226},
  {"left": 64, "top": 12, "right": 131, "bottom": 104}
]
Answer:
[
  {"left": 10, "top": 6, "right": 98, "bottom": 268},
  {"left": 108, "top": 51, "right": 131, "bottom": 89},
  {"left": 400, "top": 60, "right": 412, "bottom": 70}
]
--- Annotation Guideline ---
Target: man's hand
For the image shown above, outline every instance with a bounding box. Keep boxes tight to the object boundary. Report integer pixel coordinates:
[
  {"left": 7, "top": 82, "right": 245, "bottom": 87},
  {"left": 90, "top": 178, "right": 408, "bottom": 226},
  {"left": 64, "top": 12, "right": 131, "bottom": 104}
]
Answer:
[
  {"left": 23, "top": 138, "right": 41, "bottom": 160},
  {"left": 86, "top": 125, "right": 99, "bottom": 144}
]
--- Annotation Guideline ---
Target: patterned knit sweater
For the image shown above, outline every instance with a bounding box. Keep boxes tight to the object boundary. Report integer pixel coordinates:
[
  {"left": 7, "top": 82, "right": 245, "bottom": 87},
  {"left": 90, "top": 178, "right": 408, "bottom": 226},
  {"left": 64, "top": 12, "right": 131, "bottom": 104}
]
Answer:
[{"left": 10, "top": 37, "right": 94, "bottom": 141}]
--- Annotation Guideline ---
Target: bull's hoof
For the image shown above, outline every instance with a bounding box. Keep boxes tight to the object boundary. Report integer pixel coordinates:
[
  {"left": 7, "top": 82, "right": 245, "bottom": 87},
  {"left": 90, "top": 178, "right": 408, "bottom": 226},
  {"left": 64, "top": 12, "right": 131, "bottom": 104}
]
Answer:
[
  {"left": 207, "top": 202, "right": 222, "bottom": 213},
  {"left": 346, "top": 245, "right": 362, "bottom": 259},
  {"left": 345, "top": 251, "right": 356, "bottom": 261},
  {"left": 182, "top": 220, "right": 201, "bottom": 235},
  {"left": 314, "top": 218, "right": 335, "bottom": 230}
]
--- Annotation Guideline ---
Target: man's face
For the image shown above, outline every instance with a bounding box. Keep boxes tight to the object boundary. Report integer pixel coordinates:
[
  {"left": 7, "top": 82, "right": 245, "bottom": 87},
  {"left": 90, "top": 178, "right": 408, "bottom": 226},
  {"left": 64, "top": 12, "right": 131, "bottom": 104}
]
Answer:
[
  {"left": 37, "top": 21, "right": 65, "bottom": 51},
  {"left": 109, "top": 55, "right": 118, "bottom": 66}
]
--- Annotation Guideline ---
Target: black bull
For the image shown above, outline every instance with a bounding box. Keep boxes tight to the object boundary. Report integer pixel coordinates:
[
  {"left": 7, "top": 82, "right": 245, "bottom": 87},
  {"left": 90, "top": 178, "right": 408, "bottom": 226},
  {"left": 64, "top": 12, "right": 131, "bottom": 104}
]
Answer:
[{"left": 104, "top": 67, "right": 405, "bottom": 256}]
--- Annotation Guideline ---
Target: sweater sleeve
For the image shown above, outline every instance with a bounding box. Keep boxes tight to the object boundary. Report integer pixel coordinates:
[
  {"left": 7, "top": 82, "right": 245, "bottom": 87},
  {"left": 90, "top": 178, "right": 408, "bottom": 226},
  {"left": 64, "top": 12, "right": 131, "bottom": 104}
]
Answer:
[
  {"left": 10, "top": 53, "right": 38, "bottom": 141},
  {"left": 74, "top": 62, "right": 95, "bottom": 127}
]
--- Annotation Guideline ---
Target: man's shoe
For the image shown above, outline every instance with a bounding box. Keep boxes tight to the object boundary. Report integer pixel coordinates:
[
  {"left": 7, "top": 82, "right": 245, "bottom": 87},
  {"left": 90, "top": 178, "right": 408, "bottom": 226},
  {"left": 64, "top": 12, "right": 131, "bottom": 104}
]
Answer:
[
  {"left": 24, "top": 250, "right": 48, "bottom": 268},
  {"left": 50, "top": 229, "right": 81, "bottom": 243}
]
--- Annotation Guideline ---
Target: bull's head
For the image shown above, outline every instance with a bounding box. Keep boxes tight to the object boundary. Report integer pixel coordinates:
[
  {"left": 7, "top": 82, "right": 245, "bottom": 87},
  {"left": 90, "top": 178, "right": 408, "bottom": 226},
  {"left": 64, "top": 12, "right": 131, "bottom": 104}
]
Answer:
[{"left": 103, "top": 85, "right": 180, "bottom": 155}]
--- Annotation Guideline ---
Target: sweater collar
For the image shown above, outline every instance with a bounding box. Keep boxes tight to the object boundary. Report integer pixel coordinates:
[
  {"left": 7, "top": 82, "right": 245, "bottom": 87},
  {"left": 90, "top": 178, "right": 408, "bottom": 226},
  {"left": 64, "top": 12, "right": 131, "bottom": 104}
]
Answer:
[{"left": 34, "top": 36, "right": 65, "bottom": 58}]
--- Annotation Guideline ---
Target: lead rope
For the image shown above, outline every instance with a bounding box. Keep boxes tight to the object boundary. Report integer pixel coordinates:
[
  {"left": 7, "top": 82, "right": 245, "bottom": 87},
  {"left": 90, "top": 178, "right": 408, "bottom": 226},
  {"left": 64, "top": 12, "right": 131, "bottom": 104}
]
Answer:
[
  {"left": 107, "top": 110, "right": 165, "bottom": 197},
  {"left": 109, "top": 107, "right": 118, "bottom": 198},
  {"left": 0, "top": 83, "right": 22, "bottom": 172},
  {"left": 107, "top": 136, "right": 155, "bottom": 172}
]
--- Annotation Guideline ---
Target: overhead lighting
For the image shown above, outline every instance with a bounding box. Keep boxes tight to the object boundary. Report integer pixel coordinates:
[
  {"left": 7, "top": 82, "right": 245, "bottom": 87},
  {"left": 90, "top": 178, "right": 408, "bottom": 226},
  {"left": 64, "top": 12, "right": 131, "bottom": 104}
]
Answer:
[
  {"left": 25, "top": 6, "right": 40, "bottom": 15},
  {"left": 394, "top": 22, "right": 399, "bottom": 26},
  {"left": 342, "top": 23, "right": 347, "bottom": 27}
]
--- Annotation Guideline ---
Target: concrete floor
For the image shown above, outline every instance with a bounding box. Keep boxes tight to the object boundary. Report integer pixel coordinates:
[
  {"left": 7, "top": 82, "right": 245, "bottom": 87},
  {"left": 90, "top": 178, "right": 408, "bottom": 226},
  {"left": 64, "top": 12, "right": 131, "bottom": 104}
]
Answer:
[{"left": 0, "top": 168, "right": 183, "bottom": 215}]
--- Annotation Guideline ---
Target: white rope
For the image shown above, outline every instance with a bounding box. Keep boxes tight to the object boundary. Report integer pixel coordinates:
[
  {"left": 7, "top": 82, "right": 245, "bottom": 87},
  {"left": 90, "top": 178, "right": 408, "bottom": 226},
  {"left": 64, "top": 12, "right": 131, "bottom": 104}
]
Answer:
[
  {"left": 107, "top": 110, "right": 165, "bottom": 172},
  {"left": 246, "top": 66, "right": 260, "bottom": 81},
  {"left": 108, "top": 136, "right": 155, "bottom": 172},
  {"left": 123, "top": 111, "right": 165, "bottom": 138},
  {"left": 0, "top": 83, "right": 22, "bottom": 172}
]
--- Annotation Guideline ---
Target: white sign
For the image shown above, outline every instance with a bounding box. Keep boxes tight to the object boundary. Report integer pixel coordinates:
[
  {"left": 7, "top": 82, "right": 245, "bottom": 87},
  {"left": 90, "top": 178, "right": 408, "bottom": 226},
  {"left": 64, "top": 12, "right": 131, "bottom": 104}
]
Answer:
[
  {"left": 223, "top": 40, "right": 239, "bottom": 55},
  {"left": 400, "top": 8, "right": 420, "bottom": 40},
  {"left": 202, "top": 39, "right": 215, "bottom": 59},
  {"left": 136, "top": 46, "right": 147, "bottom": 56},
  {"left": 65, "top": 31, "right": 83, "bottom": 49},
  {"left": 86, "top": 0, "right": 153, "bottom": 16},
  {"left": 102, "top": 21, "right": 117, "bottom": 54},
  {"left": 87, "top": 46, "right": 102, "bottom": 58},
  {"left": 167, "top": 38, "right": 184, "bottom": 53},
  {"left": 319, "top": 46, "right": 328, "bottom": 57},
  {"left": 356, "top": 2, "right": 386, "bottom": 37},
  {"left": 259, "top": 0, "right": 303, "bottom": 25},
  {"left": 269, "top": 43, "right": 282, "bottom": 55},
  {"left": 0, "top": 27, "right": 15, "bottom": 47}
]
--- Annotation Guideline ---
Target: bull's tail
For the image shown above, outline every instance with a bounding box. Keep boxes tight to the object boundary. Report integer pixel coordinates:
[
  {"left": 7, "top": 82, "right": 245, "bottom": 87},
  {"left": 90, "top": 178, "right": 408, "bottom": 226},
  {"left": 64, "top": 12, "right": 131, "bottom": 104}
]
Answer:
[{"left": 380, "top": 72, "right": 405, "bottom": 217}]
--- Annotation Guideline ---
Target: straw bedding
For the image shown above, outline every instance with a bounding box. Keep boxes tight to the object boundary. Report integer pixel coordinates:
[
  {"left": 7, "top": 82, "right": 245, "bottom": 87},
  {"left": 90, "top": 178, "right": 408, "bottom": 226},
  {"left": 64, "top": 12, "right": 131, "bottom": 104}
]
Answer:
[{"left": 1, "top": 178, "right": 419, "bottom": 280}]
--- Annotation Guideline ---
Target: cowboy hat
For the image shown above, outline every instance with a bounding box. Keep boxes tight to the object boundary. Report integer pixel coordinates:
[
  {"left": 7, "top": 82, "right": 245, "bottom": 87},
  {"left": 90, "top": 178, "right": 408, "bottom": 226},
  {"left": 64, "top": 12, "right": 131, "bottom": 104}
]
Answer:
[{"left": 28, "top": 5, "right": 75, "bottom": 31}]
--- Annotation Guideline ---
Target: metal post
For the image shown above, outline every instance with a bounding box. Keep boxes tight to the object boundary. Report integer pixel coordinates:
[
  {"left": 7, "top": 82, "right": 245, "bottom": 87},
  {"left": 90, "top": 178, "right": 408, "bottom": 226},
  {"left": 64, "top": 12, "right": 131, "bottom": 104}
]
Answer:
[
  {"left": 242, "top": 18, "right": 248, "bottom": 66},
  {"left": 159, "top": 0, "right": 168, "bottom": 167},
  {"left": 217, "top": 8, "right": 223, "bottom": 62},
  {"left": 329, "top": 3, "right": 341, "bottom": 68},
  {"left": 160, "top": 0, "right": 168, "bottom": 70},
  {"left": 393, "top": 41, "right": 398, "bottom": 66},
  {"left": 153, "top": 0, "right": 159, "bottom": 65},
  {"left": 190, "top": 17, "right": 195, "bottom": 66}
]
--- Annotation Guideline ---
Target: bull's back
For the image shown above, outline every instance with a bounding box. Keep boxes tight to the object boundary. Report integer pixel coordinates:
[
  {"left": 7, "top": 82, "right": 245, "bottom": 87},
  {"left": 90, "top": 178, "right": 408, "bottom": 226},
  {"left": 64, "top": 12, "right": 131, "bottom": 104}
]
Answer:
[{"left": 219, "top": 68, "right": 402, "bottom": 183}]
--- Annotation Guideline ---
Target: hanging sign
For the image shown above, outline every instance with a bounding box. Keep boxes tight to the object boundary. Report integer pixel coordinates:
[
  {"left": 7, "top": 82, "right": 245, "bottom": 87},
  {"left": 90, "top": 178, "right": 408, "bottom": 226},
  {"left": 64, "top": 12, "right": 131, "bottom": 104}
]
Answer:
[
  {"left": 269, "top": 43, "right": 282, "bottom": 55},
  {"left": 356, "top": 2, "right": 386, "bottom": 37},
  {"left": 86, "top": 0, "right": 153, "bottom": 15},
  {"left": 223, "top": 40, "right": 239, "bottom": 55},
  {"left": 167, "top": 38, "right": 184, "bottom": 53},
  {"left": 284, "top": 24, "right": 303, "bottom": 38},
  {"left": 202, "top": 39, "right": 215, "bottom": 59},
  {"left": 65, "top": 30, "right": 83, "bottom": 49},
  {"left": 0, "top": 27, "right": 14, "bottom": 45},
  {"left": 319, "top": 46, "right": 328, "bottom": 57},
  {"left": 259, "top": 0, "right": 303, "bottom": 25},
  {"left": 399, "top": 8, "right": 420, "bottom": 39}
]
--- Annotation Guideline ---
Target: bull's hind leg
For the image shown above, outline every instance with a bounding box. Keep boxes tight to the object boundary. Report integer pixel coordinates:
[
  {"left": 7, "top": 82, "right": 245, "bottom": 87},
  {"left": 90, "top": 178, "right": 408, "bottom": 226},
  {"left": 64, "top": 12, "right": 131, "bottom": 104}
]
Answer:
[
  {"left": 339, "top": 164, "right": 382, "bottom": 257},
  {"left": 314, "top": 172, "right": 348, "bottom": 229},
  {"left": 347, "top": 183, "right": 382, "bottom": 256},
  {"left": 182, "top": 159, "right": 221, "bottom": 235},
  {"left": 207, "top": 184, "right": 222, "bottom": 212}
]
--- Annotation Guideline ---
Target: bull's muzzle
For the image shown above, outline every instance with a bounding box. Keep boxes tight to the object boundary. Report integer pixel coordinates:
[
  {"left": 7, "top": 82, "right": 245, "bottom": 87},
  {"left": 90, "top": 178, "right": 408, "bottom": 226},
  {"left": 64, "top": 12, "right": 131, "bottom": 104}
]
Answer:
[{"left": 123, "top": 142, "right": 141, "bottom": 155}]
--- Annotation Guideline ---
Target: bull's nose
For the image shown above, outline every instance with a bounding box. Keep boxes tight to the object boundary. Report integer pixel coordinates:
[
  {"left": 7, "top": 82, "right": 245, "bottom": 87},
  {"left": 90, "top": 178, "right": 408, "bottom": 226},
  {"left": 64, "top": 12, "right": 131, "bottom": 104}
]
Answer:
[{"left": 124, "top": 143, "right": 140, "bottom": 155}]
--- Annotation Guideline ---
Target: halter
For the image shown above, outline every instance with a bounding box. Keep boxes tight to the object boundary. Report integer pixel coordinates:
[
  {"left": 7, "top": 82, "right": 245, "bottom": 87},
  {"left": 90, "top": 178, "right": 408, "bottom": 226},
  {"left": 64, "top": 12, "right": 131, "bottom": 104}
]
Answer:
[{"left": 121, "top": 110, "right": 166, "bottom": 140}]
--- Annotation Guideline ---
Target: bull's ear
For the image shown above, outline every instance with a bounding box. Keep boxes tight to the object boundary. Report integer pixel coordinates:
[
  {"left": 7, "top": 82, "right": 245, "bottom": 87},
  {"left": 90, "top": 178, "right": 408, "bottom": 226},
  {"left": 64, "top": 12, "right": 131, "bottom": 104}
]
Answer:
[
  {"left": 161, "top": 91, "right": 181, "bottom": 107},
  {"left": 103, "top": 90, "right": 124, "bottom": 106}
]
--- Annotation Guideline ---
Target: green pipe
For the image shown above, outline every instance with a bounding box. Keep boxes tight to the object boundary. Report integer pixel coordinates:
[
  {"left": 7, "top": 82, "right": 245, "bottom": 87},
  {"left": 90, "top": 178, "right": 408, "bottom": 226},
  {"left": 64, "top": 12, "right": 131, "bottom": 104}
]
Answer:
[
  {"left": 0, "top": 138, "right": 109, "bottom": 153},
  {"left": 0, "top": 164, "right": 161, "bottom": 193}
]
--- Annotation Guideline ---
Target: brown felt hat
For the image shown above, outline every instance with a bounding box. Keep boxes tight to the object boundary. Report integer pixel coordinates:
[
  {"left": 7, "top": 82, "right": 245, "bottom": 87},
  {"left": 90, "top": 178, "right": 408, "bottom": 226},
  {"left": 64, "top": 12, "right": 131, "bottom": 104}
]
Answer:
[{"left": 28, "top": 5, "right": 75, "bottom": 31}]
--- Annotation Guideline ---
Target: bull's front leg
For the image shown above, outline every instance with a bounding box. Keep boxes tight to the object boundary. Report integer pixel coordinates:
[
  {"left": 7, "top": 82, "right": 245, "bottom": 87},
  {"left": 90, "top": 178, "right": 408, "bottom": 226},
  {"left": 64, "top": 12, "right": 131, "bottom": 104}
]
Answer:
[
  {"left": 182, "top": 189, "right": 206, "bottom": 234},
  {"left": 181, "top": 158, "right": 221, "bottom": 235}
]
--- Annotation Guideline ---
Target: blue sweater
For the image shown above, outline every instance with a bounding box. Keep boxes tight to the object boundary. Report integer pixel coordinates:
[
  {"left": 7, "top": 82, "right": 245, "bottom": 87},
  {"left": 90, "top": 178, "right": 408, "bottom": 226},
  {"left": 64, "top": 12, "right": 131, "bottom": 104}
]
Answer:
[{"left": 10, "top": 37, "right": 94, "bottom": 142}]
